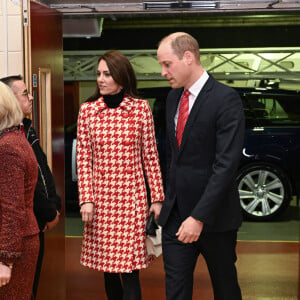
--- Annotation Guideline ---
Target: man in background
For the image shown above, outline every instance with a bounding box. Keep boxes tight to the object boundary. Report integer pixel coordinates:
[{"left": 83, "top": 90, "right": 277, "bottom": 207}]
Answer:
[{"left": 0, "top": 75, "right": 61, "bottom": 299}]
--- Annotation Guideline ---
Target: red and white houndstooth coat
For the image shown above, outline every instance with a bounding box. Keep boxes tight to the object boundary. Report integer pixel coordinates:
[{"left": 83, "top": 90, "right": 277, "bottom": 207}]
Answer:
[{"left": 76, "top": 95, "right": 164, "bottom": 273}]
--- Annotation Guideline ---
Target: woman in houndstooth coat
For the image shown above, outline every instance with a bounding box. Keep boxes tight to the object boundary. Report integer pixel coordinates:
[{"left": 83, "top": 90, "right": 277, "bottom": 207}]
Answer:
[{"left": 76, "top": 50, "right": 164, "bottom": 299}]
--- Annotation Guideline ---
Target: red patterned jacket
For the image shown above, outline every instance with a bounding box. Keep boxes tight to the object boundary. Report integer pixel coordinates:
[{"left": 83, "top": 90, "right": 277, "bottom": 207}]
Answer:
[
  {"left": 0, "top": 127, "right": 39, "bottom": 264},
  {"left": 77, "top": 95, "right": 164, "bottom": 273}
]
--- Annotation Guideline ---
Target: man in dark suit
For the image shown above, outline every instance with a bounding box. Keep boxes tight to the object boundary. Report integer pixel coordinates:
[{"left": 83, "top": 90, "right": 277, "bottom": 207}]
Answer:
[{"left": 157, "top": 32, "right": 245, "bottom": 299}]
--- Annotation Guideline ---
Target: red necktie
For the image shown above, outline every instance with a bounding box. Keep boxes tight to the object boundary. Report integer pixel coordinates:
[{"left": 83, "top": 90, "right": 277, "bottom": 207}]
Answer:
[{"left": 176, "top": 89, "right": 190, "bottom": 146}]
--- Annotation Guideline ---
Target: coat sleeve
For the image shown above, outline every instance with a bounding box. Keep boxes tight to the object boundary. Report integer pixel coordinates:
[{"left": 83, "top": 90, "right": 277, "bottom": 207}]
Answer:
[
  {"left": 28, "top": 127, "right": 61, "bottom": 229},
  {"left": 0, "top": 148, "right": 26, "bottom": 263},
  {"left": 141, "top": 101, "right": 165, "bottom": 204},
  {"left": 76, "top": 103, "right": 95, "bottom": 206},
  {"left": 35, "top": 144, "right": 61, "bottom": 212}
]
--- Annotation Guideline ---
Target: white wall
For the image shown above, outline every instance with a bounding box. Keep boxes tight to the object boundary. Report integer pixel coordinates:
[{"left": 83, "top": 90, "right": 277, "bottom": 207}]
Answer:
[{"left": 0, "top": 0, "right": 23, "bottom": 78}]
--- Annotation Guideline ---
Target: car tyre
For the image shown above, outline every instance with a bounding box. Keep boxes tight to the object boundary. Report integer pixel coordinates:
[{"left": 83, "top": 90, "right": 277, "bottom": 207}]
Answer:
[{"left": 237, "top": 163, "right": 291, "bottom": 221}]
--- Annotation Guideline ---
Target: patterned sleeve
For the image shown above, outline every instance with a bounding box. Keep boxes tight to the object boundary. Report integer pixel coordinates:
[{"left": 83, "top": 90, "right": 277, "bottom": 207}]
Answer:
[
  {"left": 141, "top": 101, "right": 164, "bottom": 203},
  {"left": 0, "top": 148, "right": 26, "bottom": 262},
  {"left": 76, "top": 103, "right": 95, "bottom": 206}
]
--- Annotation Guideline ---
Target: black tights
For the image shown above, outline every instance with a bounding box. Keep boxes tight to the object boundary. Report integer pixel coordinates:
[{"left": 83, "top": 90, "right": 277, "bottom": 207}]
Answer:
[{"left": 104, "top": 270, "right": 141, "bottom": 300}]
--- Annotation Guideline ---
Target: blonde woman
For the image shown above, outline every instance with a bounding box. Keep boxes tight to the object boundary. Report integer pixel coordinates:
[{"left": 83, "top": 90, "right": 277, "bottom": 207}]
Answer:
[{"left": 0, "top": 82, "right": 39, "bottom": 299}]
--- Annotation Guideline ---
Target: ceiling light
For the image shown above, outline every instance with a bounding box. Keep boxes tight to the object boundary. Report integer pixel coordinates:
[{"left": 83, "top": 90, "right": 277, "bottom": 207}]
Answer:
[{"left": 143, "top": 1, "right": 218, "bottom": 10}]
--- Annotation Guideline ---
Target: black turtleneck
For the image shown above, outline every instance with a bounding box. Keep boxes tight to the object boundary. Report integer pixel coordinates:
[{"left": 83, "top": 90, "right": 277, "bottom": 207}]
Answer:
[{"left": 103, "top": 90, "right": 124, "bottom": 108}]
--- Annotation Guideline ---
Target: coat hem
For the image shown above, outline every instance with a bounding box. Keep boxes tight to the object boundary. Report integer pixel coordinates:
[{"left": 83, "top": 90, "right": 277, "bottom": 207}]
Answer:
[{"left": 80, "top": 261, "right": 149, "bottom": 273}]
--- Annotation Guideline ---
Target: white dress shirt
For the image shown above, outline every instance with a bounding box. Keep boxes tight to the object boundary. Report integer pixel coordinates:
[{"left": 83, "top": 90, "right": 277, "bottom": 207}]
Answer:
[{"left": 174, "top": 71, "right": 209, "bottom": 127}]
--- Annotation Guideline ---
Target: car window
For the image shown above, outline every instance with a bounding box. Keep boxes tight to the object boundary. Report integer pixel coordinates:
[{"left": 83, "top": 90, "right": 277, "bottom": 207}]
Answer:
[
  {"left": 241, "top": 93, "right": 300, "bottom": 127},
  {"left": 240, "top": 96, "right": 259, "bottom": 128}
]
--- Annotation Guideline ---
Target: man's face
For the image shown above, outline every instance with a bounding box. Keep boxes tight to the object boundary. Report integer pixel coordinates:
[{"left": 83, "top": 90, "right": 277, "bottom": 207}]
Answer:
[
  {"left": 10, "top": 80, "right": 33, "bottom": 116},
  {"left": 157, "top": 42, "right": 188, "bottom": 89}
]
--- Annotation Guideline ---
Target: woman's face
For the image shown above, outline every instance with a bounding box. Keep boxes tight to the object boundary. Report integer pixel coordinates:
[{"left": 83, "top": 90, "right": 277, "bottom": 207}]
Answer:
[{"left": 97, "top": 59, "right": 122, "bottom": 95}]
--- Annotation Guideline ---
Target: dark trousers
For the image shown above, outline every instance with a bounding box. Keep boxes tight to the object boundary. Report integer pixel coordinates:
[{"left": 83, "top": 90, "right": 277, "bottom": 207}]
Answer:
[
  {"left": 162, "top": 209, "right": 242, "bottom": 300},
  {"left": 104, "top": 270, "right": 141, "bottom": 300},
  {"left": 31, "top": 231, "right": 44, "bottom": 300}
]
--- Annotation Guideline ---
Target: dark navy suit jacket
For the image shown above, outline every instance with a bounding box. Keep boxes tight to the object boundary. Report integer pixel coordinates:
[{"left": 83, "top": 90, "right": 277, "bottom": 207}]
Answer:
[{"left": 158, "top": 75, "right": 245, "bottom": 233}]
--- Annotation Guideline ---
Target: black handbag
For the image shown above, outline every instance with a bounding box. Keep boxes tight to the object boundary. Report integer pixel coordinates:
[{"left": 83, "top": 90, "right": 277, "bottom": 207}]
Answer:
[{"left": 146, "top": 212, "right": 158, "bottom": 236}]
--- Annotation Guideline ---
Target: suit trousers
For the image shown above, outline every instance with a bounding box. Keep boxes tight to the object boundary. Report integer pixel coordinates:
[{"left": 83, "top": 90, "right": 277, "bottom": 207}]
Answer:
[{"left": 162, "top": 207, "right": 242, "bottom": 300}]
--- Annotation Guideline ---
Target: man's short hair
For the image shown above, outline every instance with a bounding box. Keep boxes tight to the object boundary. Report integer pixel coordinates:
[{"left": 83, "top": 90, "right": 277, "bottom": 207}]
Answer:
[
  {"left": 0, "top": 75, "right": 23, "bottom": 88},
  {"left": 159, "top": 32, "right": 200, "bottom": 62}
]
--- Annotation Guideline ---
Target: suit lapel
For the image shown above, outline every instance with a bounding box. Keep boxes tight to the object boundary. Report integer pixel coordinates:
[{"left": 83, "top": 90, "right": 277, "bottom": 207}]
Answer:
[{"left": 166, "top": 88, "right": 183, "bottom": 151}]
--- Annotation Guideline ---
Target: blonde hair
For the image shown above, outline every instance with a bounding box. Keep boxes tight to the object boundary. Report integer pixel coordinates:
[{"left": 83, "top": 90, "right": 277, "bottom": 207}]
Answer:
[{"left": 0, "top": 81, "right": 23, "bottom": 131}]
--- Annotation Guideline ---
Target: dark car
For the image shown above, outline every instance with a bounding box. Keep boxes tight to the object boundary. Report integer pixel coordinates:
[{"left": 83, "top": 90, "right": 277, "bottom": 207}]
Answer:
[
  {"left": 236, "top": 87, "right": 300, "bottom": 220},
  {"left": 65, "top": 86, "right": 300, "bottom": 221}
]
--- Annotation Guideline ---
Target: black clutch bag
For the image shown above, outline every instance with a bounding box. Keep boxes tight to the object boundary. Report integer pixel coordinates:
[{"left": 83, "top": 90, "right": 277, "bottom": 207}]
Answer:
[{"left": 146, "top": 212, "right": 159, "bottom": 236}]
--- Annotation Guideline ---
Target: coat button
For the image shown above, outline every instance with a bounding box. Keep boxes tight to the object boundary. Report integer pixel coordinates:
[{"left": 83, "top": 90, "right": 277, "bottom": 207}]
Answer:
[
  {"left": 99, "top": 113, "right": 105, "bottom": 118},
  {"left": 122, "top": 112, "right": 129, "bottom": 118},
  {"left": 126, "top": 167, "right": 133, "bottom": 174},
  {"left": 100, "top": 140, "right": 104, "bottom": 146},
  {"left": 100, "top": 169, "right": 105, "bottom": 175},
  {"left": 124, "top": 140, "right": 130, "bottom": 146}
]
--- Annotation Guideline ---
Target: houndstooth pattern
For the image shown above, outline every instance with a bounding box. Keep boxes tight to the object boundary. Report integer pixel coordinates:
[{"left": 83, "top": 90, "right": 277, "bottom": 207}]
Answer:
[{"left": 76, "top": 95, "right": 164, "bottom": 273}]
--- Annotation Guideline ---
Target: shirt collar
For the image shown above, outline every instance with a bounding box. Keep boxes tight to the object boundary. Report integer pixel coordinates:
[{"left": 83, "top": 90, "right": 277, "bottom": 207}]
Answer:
[{"left": 189, "top": 71, "right": 209, "bottom": 98}]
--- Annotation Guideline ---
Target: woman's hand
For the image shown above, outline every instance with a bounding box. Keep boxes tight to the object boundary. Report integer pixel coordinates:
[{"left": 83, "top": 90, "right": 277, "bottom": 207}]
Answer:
[
  {"left": 0, "top": 263, "right": 12, "bottom": 287},
  {"left": 80, "top": 203, "right": 94, "bottom": 222},
  {"left": 149, "top": 202, "right": 162, "bottom": 221}
]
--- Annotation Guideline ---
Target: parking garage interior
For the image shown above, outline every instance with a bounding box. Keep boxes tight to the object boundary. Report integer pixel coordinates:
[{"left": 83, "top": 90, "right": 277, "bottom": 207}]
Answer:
[{"left": 28, "top": 1, "right": 300, "bottom": 299}]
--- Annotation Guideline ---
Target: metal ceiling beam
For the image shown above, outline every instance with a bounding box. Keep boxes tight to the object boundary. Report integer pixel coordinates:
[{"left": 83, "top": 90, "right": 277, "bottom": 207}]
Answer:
[
  {"left": 63, "top": 48, "right": 300, "bottom": 83},
  {"left": 100, "top": 15, "right": 300, "bottom": 28}
]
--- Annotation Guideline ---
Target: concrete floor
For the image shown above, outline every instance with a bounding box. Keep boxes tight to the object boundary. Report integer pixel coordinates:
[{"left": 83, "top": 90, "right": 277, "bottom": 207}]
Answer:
[
  {"left": 65, "top": 238, "right": 299, "bottom": 299},
  {"left": 64, "top": 200, "right": 299, "bottom": 299}
]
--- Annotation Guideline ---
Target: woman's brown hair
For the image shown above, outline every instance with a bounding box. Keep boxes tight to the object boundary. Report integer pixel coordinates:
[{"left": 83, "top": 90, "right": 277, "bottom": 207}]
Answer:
[{"left": 86, "top": 50, "right": 138, "bottom": 102}]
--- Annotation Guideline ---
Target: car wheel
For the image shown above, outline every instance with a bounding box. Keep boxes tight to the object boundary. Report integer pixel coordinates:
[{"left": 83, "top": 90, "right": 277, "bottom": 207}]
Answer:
[{"left": 237, "top": 164, "right": 291, "bottom": 221}]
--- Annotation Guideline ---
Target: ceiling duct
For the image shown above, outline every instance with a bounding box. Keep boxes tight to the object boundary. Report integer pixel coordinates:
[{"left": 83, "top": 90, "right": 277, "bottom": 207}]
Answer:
[
  {"left": 39, "top": 0, "right": 300, "bottom": 14},
  {"left": 63, "top": 17, "right": 104, "bottom": 38}
]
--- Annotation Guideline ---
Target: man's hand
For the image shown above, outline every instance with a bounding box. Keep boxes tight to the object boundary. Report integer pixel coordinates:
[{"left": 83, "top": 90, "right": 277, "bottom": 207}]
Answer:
[
  {"left": 43, "top": 211, "right": 60, "bottom": 232},
  {"left": 176, "top": 216, "right": 203, "bottom": 243},
  {"left": 0, "top": 263, "right": 12, "bottom": 287},
  {"left": 80, "top": 203, "right": 94, "bottom": 222},
  {"left": 149, "top": 202, "right": 163, "bottom": 220}
]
